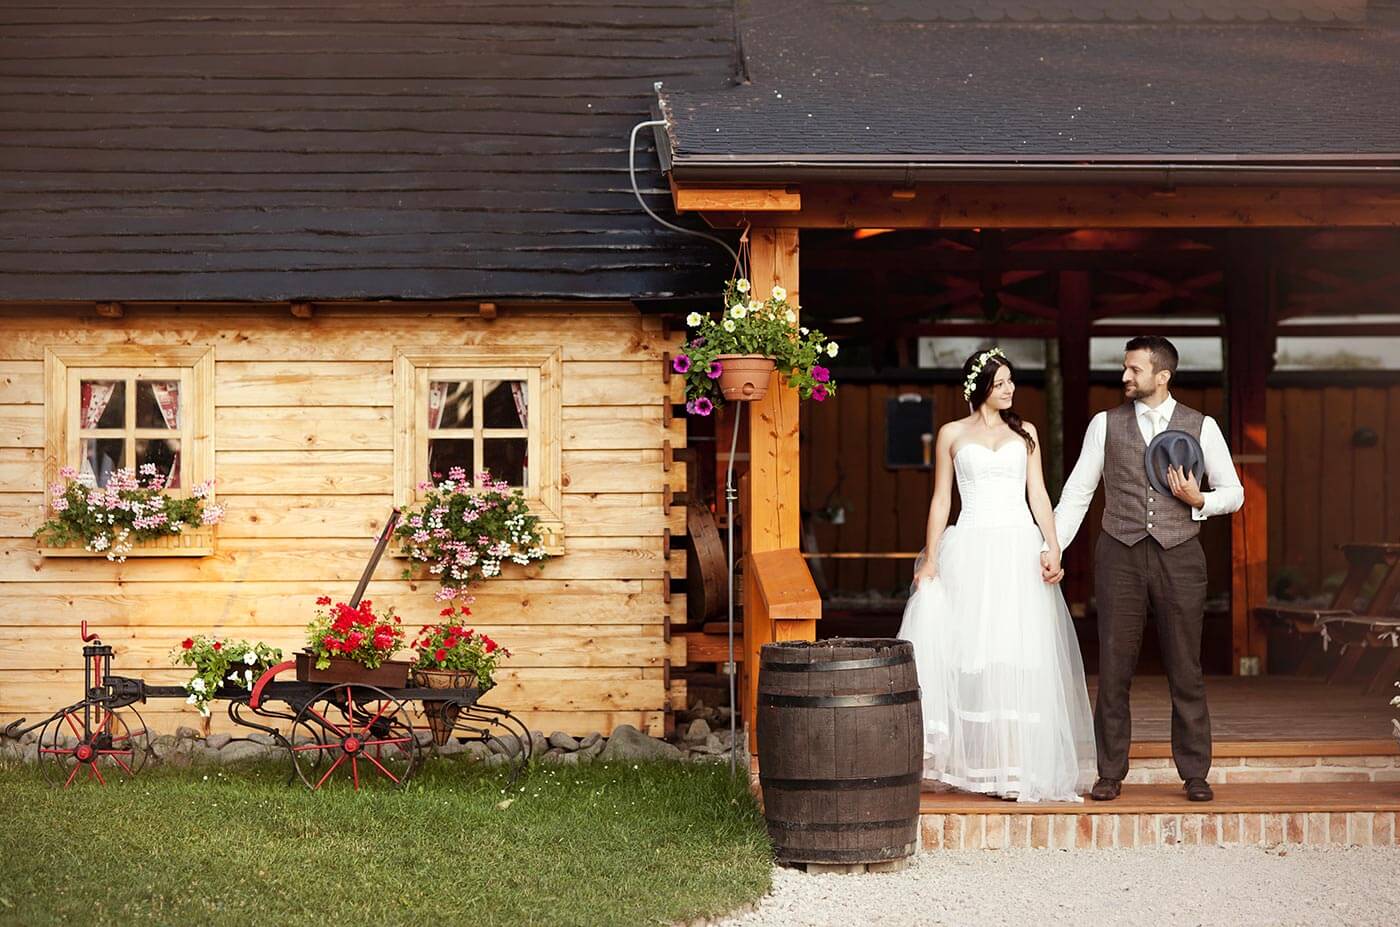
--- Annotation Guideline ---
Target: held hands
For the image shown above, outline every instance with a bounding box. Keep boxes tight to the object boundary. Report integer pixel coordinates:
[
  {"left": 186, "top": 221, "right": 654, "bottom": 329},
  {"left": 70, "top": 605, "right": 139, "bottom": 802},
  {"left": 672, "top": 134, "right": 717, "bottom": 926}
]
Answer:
[
  {"left": 1166, "top": 465, "right": 1205, "bottom": 509},
  {"left": 1039, "top": 550, "right": 1065, "bottom": 585}
]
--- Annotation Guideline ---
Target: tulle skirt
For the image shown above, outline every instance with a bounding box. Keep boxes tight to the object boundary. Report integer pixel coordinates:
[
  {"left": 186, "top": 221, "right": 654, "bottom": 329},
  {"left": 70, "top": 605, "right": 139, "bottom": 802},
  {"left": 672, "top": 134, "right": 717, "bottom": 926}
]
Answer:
[{"left": 897, "top": 521, "right": 1096, "bottom": 803}]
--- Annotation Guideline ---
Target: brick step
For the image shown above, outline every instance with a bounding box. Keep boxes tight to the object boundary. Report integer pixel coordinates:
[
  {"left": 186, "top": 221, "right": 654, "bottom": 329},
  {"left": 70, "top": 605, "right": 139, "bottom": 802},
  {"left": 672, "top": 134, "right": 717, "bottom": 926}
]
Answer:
[
  {"left": 1122, "top": 738, "right": 1399, "bottom": 784},
  {"left": 919, "top": 782, "right": 1400, "bottom": 850}
]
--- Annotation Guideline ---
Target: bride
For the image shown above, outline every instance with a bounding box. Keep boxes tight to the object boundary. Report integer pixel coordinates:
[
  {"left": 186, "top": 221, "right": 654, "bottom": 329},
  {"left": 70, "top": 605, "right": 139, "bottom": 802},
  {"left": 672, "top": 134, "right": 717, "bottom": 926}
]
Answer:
[{"left": 897, "top": 347, "right": 1095, "bottom": 803}]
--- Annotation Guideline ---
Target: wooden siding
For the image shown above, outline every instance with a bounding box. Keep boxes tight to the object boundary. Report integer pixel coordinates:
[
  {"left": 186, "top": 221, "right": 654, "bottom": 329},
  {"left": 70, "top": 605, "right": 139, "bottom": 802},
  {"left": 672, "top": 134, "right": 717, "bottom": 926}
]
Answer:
[{"left": 0, "top": 304, "right": 688, "bottom": 736}]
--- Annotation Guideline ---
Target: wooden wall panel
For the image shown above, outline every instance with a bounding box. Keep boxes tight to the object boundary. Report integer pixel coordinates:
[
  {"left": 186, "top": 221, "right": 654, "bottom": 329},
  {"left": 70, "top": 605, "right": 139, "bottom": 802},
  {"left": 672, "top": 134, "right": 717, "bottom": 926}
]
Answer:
[{"left": 0, "top": 304, "right": 684, "bottom": 737}]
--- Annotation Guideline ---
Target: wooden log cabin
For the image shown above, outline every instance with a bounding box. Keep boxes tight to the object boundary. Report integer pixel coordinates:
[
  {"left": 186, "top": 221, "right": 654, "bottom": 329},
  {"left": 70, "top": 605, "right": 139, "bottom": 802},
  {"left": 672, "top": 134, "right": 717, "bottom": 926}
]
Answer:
[
  {"left": 0, "top": 0, "right": 747, "bottom": 738},
  {"left": 651, "top": 0, "right": 1400, "bottom": 742}
]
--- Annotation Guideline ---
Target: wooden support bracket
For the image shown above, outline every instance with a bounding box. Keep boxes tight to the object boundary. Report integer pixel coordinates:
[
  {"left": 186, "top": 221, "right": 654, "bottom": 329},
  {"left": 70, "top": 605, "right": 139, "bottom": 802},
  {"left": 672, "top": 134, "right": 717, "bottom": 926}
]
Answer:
[
  {"left": 95, "top": 301, "right": 123, "bottom": 318},
  {"left": 290, "top": 301, "right": 314, "bottom": 319},
  {"left": 479, "top": 302, "right": 498, "bottom": 321}
]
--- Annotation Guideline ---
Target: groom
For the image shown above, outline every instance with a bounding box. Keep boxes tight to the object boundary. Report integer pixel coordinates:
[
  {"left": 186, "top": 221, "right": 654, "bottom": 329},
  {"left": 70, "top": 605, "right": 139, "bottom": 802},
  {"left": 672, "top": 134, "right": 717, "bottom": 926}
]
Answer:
[{"left": 1046, "top": 336, "right": 1243, "bottom": 803}]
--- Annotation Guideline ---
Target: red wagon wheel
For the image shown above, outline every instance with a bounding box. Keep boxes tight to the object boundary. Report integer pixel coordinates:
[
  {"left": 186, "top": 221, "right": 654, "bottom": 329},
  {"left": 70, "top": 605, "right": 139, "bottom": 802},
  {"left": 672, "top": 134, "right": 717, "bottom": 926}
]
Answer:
[
  {"left": 290, "top": 684, "right": 421, "bottom": 790},
  {"left": 37, "top": 704, "right": 150, "bottom": 789}
]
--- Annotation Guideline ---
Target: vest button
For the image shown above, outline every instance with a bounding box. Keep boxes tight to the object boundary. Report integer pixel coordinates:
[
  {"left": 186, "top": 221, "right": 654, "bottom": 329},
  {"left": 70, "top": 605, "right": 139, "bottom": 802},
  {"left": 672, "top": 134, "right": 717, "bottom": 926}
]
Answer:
[
  {"left": 1147, "top": 523, "right": 1154, "bottom": 529},
  {"left": 1148, "top": 511, "right": 1154, "bottom": 516}
]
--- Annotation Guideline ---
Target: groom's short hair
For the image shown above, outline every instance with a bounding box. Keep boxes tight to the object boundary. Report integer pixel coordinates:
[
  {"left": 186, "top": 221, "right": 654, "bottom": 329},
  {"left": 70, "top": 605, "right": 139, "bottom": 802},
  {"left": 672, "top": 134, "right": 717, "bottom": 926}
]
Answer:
[{"left": 1125, "top": 335, "right": 1179, "bottom": 380}]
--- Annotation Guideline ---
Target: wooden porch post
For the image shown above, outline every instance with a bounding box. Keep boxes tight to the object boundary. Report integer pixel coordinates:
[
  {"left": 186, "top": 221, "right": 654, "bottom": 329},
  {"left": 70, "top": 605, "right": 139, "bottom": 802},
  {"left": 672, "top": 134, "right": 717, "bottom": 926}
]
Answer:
[
  {"left": 742, "top": 227, "right": 819, "bottom": 751},
  {"left": 1056, "top": 271, "right": 1093, "bottom": 608},
  {"left": 1225, "top": 231, "right": 1272, "bottom": 672}
]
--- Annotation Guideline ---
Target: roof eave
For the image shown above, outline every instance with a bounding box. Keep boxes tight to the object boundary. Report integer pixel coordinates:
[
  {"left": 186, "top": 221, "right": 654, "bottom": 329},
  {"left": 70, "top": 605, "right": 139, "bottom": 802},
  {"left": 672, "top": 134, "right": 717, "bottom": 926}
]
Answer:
[{"left": 666, "top": 155, "right": 1400, "bottom": 186}]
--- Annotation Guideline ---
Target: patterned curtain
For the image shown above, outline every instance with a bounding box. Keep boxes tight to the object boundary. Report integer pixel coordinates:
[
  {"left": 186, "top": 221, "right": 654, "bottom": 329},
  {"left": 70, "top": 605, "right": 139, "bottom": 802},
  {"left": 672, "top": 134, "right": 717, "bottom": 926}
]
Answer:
[
  {"left": 80, "top": 381, "right": 116, "bottom": 428},
  {"left": 510, "top": 382, "right": 528, "bottom": 428},
  {"left": 428, "top": 381, "right": 448, "bottom": 429},
  {"left": 149, "top": 382, "right": 181, "bottom": 486}
]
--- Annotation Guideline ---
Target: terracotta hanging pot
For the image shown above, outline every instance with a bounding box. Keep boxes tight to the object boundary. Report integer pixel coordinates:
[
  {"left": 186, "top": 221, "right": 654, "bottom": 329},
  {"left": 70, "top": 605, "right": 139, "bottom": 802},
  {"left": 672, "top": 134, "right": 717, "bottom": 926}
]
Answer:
[{"left": 714, "top": 354, "right": 775, "bottom": 401}]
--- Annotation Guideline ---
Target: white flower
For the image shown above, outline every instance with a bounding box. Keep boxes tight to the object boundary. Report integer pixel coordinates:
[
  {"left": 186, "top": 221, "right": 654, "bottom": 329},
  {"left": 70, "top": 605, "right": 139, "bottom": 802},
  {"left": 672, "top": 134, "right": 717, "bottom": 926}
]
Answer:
[
  {"left": 800, "top": 326, "right": 809, "bottom": 335},
  {"left": 730, "top": 306, "right": 747, "bottom": 320},
  {"left": 686, "top": 311, "right": 704, "bottom": 327},
  {"left": 186, "top": 693, "right": 197, "bottom": 705},
  {"left": 747, "top": 299, "right": 762, "bottom": 312},
  {"left": 771, "top": 285, "right": 786, "bottom": 301},
  {"left": 245, "top": 669, "right": 254, "bottom": 685},
  {"left": 785, "top": 309, "right": 797, "bottom": 324},
  {"left": 243, "top": 651, "right": 258, "bottom": 665},
  {"left": 826, "top": 342, "right": 839, "bottom": 357},
  {"left": 191, "top": 677, "right": 206, "bottom": 693},
  {"left": 729, "top": 302, "right": 744, "bottom": 314},
  {"left": 722, "top": 319, "right": 736, "bottom": 333},
  {"left": 735, "top": 278, "right": 750, "bottom": 293}
]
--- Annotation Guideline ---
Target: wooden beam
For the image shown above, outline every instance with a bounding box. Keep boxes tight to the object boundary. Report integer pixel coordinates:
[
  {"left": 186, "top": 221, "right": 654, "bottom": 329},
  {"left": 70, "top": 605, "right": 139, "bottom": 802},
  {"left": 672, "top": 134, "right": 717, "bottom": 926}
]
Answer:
[
  {"left": 1225, "top": 231, "right": 1273, "bottom": 673},
  {"left": 672, "top": 183, "right": 800, "bottom": 213},
  {"left": 1057, "top": 271, "right": 1093, "bottom": 606},
  {"left": 699, "top": 184, "right": 1400, "bottom": 229},
  {"left": 740, "top": 226, "right": 818, "bottom": 751}
]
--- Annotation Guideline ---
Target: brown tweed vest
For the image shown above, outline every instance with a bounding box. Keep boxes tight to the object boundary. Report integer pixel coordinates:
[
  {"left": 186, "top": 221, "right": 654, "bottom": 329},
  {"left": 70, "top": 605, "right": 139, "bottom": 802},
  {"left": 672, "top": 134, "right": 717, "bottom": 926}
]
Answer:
[{"left": 1101, "top": 400, "right": 1206, "bottom": 550}]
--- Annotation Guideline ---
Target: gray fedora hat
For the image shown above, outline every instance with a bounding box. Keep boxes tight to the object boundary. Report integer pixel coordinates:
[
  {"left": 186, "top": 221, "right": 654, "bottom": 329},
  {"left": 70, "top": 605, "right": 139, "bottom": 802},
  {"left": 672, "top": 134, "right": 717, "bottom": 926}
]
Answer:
[{"left": 1145, "top": 429, "right": 1206, "bottom": 497}]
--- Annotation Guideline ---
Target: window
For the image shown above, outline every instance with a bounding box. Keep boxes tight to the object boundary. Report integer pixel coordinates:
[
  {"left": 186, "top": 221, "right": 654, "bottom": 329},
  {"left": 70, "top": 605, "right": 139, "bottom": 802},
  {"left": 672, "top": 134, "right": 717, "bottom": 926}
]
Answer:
[
  {"left": 43, "top": 346, "right": 215, "bottom": 553},
  {"left": 394, "top": 348, "right": 563, "bottom": 549}
]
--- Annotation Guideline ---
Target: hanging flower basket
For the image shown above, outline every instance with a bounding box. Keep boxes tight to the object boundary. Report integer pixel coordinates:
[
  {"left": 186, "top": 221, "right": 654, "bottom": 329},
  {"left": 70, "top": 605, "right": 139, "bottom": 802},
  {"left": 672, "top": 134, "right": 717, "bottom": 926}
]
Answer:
[
  {"left": 713, "top": 354, "right": 776, "bottom": 402},
  {"left": 415, "top": 668, "right": 478, "bottom": 746},
  {"left": 411, "top": 604, "right": 509, "bottom": 745},
  {"left": 677, "top": 277, "right": 838, "bottom": 416}
]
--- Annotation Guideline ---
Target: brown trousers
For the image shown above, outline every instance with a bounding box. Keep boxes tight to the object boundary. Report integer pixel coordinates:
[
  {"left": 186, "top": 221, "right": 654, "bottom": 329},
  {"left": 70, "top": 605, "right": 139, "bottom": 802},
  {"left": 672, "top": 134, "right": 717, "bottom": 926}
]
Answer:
[{"left": 1093, "top": 533, "right": 1212, "bottom": 781}]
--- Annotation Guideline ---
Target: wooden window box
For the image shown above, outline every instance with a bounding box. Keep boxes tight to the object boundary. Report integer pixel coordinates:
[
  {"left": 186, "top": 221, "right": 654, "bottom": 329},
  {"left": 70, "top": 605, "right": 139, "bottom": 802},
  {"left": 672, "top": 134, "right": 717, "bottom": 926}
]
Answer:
[{"left": 38, "top": 526, "right": 217, "bottom": 558}]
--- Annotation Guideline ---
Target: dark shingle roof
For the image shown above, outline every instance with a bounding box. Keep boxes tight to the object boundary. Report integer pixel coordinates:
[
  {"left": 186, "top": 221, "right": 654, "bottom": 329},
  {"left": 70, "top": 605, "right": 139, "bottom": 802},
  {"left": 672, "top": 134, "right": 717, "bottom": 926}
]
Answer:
[
  {"left": 0, "top": 1, "right": 741, "bottom": 302},
  {"left": 659, "top": 0, "right": 1400, "bottom": 180}
]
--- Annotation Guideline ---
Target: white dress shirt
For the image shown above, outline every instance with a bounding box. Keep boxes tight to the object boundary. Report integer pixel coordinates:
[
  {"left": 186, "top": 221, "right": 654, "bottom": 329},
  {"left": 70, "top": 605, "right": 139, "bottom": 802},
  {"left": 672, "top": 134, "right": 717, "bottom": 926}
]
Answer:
[{"left": 1052, "top": 394, "right": 1245, "bottom": 552}]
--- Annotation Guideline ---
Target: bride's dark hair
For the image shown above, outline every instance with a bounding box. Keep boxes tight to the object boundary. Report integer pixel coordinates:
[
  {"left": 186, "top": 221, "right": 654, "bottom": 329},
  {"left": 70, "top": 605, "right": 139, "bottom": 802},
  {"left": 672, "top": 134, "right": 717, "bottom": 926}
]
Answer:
[{"left": 961, "top": 349, "right": 1035, "bottom": 452}]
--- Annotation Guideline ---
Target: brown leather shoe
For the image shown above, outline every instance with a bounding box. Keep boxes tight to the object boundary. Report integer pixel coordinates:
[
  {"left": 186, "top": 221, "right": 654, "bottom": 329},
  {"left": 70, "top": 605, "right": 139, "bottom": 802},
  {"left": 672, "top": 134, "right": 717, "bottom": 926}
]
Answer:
[
  {"left": 1184, "top": 777, "right": 1214, "bottom": 802},
  {"left": 1089, "top": 777, "right": 1122, "bottom": 801}
]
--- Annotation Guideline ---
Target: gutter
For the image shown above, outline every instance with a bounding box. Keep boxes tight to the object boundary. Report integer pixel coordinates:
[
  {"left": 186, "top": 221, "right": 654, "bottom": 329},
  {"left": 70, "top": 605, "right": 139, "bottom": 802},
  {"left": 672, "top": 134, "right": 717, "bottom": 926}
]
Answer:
[{"left": 664, "top": 154, "right": 1400, "bottom": 186}]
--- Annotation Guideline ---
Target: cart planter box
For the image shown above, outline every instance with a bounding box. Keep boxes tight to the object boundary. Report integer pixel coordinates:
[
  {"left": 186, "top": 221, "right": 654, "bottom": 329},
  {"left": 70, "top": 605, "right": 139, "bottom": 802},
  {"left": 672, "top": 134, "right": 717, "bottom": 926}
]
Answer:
[
  {"left": 37, "top": 527, "right": 216, "bottom": 557},
  {"left": 294, "top": 651, "right": 412, "bottom": 688}
]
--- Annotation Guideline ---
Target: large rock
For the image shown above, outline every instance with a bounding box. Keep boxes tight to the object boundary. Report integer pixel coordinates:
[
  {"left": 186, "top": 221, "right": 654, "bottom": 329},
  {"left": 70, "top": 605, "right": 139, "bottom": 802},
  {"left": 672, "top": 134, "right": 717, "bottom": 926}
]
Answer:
[
  {"left": 205, "top": 733, "right": 232, "bottom": 751},
  {"left": 437, "top": 738, "right": 467, "bottom": 757},
  {"left": 175, "top": 725, "right": 201, "bottom": 741},
  {"left": 578, "top": 732, "right": 603, "bottom": 750},
  {"left": 683, "top": 719, "right": 711, "bottom": 743},
  {"left": 463, "top": 741, "right": 490, "bottom": 763},
  {"left": 598, "top": 725, "right": 683, "bottom": 762},
  {"left": 547, "top": 731, "right": 579, "bottom": 751},
  {"left": 219, "top": 740, "right": 269, "bottom": 764},
  {"left": 487, "top": 735, "right": 522, "bottom": 758},
  {"left": 529, "top": 731, "right": 549, "bottom": 759}
]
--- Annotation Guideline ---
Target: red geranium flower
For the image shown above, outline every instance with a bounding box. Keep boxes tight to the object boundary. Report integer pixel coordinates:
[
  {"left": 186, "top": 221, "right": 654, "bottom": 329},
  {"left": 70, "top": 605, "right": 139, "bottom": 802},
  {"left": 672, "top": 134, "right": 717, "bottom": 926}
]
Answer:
[
  {"left": 440, "top": 607, "right": 455, "bottom": 617},
  {"left": 212, "top": 641, "right": 222, "bottom": 651},
  {"left": 181, "top": 638, "right": 194, "bottom": 650},
  {"left": 434, "top": 648, "right": 447, "bottom": 662},
  {"left": 316, "top": 595, "right": 332, "bottom": 605},
  {"left": 484, "top": 639, "right": 497, "bottom": 654}
]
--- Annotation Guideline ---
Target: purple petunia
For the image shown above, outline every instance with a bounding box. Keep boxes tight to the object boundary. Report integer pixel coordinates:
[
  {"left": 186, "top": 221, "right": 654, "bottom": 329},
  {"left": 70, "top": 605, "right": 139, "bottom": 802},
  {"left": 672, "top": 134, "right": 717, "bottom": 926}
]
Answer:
[
  {"left": 706, "top": 360, "right": 723, "bottom": 380},
  {"left": 693, "top": 396, "right": 714, "bottom": 416},
  {"left": 672, "top": 354, "right": 692, "bottom": 374},
  {"left": 690, "top": 337, "right": 706, "bottom": 348},
  {"left": 812, "top": 385, "right": 829, "bottom": 402},
  {"left": 812, "top": 365, "right": 830, "bottom": 383}
]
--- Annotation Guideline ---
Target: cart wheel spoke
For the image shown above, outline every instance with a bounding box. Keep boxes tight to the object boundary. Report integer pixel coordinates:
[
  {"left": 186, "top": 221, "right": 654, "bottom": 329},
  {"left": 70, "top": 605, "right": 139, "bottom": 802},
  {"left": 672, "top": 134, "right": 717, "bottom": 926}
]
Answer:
[
  {"left": 63, "top": 712, "right": 83, "bottom": 739},
  {"left": 303, "top": 705, "right": 348, "bottom": 738},
  {"left": 63, "top": 762, "right": 82, "bottom": 789},
  {"left": 364, "top": 753, "right": 401, "bottom": 784},
  {"left": 109, "top": 754, "right": 134, "bottom": 777},
  {"left": 314, "top": 753, "right": 348, "bottom": 790}
]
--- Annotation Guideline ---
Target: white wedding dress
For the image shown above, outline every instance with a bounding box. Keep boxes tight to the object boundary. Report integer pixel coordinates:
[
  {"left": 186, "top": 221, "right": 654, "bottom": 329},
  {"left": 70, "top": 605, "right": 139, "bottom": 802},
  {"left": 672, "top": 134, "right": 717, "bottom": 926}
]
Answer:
[{"left": 897, "top": 440, "right": 1096, "bottom": 803}]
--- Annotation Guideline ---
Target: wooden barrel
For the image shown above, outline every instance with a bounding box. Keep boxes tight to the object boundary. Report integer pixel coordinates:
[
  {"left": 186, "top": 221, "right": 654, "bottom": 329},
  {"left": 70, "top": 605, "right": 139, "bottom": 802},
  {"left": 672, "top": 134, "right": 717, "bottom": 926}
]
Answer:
[
  {"left": 757, "top": 638, "right": 923, "bottom": 865},
  {"left": 685, "top": 501, "right": 726, "bottom": 624}
]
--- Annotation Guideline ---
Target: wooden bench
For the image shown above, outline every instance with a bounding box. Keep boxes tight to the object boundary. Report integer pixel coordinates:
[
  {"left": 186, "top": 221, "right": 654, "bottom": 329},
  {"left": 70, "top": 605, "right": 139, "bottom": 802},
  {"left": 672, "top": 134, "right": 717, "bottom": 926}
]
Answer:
[{"left": 1254, "top": 542, "right": 1400, "bottom": 685}]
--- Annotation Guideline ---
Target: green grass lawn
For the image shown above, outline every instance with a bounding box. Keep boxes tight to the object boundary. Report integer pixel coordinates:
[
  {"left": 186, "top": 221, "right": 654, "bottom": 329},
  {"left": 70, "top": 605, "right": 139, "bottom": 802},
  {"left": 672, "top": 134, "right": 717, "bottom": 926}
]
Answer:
[{"left": 0, "top": 758, "right": 772, "bottom": 927}]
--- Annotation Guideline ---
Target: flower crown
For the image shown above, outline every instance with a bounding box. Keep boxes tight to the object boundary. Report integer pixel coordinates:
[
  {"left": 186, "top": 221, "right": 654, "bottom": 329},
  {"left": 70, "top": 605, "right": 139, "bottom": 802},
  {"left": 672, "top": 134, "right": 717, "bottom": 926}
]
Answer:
[{"left": 962, "top": 347, "right": 1007, "bottom": 401}]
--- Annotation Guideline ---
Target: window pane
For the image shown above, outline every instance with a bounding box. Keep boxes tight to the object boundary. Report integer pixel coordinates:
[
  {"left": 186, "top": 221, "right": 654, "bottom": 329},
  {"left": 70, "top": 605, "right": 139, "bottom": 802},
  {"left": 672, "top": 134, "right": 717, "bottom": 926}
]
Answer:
[
  {"left": 136, "top": 438, "right": 181, "bottom": 487},
  {"left": 430, "top": 381, "right": 474, "bottom": 430},
  {"left": 483, "top": 380, "right": 527, "bottom": 428},
  {"left": 80, "top": 380, "right": 125, "bottom": 429},
  {"left": 482, "top": 438, "right": 527, "bottom": 487},
  {"left": 80, "top": 438, "right": 125, "bottom": 488},
  {"left": 136, "top": 380, "right": 180, "bottom": 429},
  {"left": 428, "top": 438, "right": 474, "bottom": 482}
]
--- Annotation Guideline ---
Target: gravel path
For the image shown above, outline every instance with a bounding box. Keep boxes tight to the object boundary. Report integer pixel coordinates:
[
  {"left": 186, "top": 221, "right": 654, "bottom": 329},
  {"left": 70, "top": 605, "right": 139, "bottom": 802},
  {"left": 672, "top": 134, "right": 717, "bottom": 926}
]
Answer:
[{"left": 713, "top": 847, "right": 1400, "bottom": 927}]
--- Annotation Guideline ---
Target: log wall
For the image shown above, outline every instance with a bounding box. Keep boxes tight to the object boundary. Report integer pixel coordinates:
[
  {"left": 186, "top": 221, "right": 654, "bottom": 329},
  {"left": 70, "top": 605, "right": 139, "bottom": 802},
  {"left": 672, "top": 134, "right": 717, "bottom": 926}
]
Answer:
[{"left": 0, "top": 304, "right": 688, "bottom": 736}]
